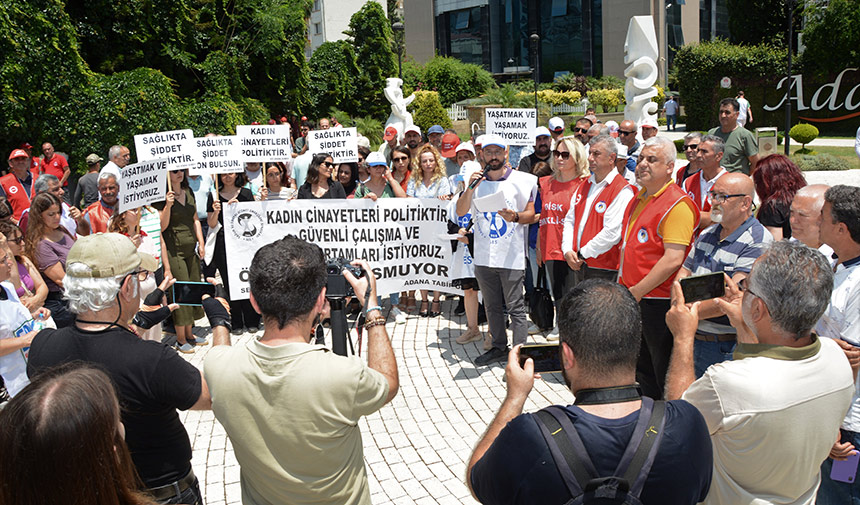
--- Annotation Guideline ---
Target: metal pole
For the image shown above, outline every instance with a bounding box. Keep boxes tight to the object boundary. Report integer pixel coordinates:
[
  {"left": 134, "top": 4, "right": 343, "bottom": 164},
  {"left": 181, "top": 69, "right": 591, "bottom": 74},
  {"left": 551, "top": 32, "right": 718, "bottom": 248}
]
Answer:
[
  {"left": 530, "top": 33, "right": 540, "bottom": 114},
  {"left": 784, "top": 0, "right": 793, "bottom": 156}
]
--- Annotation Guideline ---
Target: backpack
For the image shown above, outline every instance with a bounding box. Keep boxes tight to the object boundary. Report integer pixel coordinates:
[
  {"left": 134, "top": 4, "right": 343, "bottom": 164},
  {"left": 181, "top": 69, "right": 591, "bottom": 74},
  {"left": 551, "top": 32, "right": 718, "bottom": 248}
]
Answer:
[{"left": 533, "top": 397, "right": 667, "bottom": 505}]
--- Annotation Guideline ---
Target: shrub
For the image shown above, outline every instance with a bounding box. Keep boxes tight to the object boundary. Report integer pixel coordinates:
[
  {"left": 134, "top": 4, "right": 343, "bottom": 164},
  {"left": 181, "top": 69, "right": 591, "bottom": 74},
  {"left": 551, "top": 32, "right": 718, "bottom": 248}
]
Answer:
[
  {"left": 587, "top": 89, "right": 625, "bottom": 112},
  {"left": 408, "top": 91, "right": 451, "bottom": 132},
  {"left": 420, "top": 56, "right": 495, "bottom": 107},
  {"left": 182, "top": 95, "right": 247, "bottom": 137},
  {"left": 552, "top": 74, "right": 588, "bottom": 94},
  {"left": 793, "top": 153, "right": 850, "bottom": 172},
  {"left": 479, "top": 84, "right": 532, "bottom": 108},
  {"left": 586, "top": 75, "right": 625, "bottom": 90},
  {"left": 789, "top": 123, "right": 819, "bottom": 149},
  {"left": 516, "top": 90, "right": 582, "bottom": 106}
]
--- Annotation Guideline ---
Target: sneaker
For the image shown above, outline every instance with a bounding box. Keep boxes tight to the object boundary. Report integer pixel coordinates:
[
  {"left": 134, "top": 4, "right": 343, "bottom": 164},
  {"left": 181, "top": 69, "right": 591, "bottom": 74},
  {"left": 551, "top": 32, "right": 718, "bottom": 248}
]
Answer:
[
  {"left": 230, "top": 327, "right": 243, "bottom": 336},
  {"left": 455, "top": 328, "right": 482, "bottom": 344},
  {"left": 189, "top": 335, "right": 209, "bottom": 346},
  {"left": 546, "top": 326, "right": 560, "bottom": 342},
  {"left": 528, "top": 322, "right": 541, "bottom": 335},
  {"left": 391, "top": 307, "right": 407, "bottom": 325},
  {"left": 483, "top": 333, "right": 493, "bottom": 351},
  {"left": 475, "top": 347, "right": 509, "bottom": 366},
  {"left": 176, "top": 342, "right": 195, "bottom": 354}
]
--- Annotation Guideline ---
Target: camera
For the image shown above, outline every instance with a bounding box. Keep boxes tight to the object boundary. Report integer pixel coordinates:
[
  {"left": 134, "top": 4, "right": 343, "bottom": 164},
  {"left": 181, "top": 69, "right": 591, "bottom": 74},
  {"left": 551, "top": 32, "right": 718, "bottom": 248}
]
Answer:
[{"left": 325, "top": 257, "right": 364, "bottom": 298}]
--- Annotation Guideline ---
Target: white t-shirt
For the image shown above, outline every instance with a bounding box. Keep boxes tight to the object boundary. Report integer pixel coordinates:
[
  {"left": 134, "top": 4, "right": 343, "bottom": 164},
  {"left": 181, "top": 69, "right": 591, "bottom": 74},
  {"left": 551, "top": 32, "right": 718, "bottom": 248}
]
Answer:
[
  {"left": 447, "top": 195, "right": 475, "bottom": 280},
  {"left": 468, "top": 169, "right": 537, "bottom": 270},
  {"left": 0, "top": 282, "right": 35, "bottom": 397},
  {"left": 737, "top": 98, "right": 751, "bottom": 122}
]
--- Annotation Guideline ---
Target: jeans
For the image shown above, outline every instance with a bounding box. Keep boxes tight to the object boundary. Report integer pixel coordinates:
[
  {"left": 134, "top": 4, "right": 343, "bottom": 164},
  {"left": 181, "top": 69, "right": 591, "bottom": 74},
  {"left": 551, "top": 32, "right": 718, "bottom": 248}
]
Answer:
[
  {"left": 819, "top": 429, "right": 860, "bottom": 505},
  {"left": 667, "top": 114, "right": 677, "bottom": 130},
  {"left": 693, "top": 339, "right": 736, "bottom": 377},
  {"left": 155, "top": 477, "right": 203, "bottom": 505}
]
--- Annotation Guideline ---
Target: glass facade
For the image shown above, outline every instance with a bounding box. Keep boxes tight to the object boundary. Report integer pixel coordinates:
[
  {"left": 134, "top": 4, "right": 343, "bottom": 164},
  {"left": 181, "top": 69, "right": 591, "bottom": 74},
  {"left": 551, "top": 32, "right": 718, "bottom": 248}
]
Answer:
[
  {"left": 449, "top": 7, "right": 485, "bottom": 66},
  {"left": 667, "top": 2, "right": 683, "bottom": 66},
  {"left": 700, "top": 0, "right": 730, "bottom": 41}
]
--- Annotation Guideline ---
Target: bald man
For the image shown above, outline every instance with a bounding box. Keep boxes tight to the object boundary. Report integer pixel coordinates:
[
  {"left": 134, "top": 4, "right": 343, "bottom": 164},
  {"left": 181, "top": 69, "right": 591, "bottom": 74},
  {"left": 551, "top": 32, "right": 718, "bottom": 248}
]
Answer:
[
  {"left": 790, "top": 184, "right": 834, "bottom": 259},
  {"left": 674, "top": 172, "right": 774, "bottom": 376}
]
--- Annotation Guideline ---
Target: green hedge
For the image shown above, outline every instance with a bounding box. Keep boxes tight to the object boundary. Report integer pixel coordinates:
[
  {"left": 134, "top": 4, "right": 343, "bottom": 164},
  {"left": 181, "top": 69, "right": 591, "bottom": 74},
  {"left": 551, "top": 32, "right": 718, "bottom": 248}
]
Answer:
[
  {"left": 408, "top": 91, "right": 451, "bottom": 133},
  {"left": 673, "top": 40, "right": 786, "bottom": 131},
  {"left": 408, "top": 56, "right": 495, "bottom": 107}
]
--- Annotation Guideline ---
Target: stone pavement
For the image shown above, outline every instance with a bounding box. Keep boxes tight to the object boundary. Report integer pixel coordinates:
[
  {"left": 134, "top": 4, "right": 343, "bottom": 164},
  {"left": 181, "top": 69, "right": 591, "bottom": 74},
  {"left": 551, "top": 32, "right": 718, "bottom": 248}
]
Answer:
[{"left": 179, "top": 299, "right": 571, "bottom": 505}]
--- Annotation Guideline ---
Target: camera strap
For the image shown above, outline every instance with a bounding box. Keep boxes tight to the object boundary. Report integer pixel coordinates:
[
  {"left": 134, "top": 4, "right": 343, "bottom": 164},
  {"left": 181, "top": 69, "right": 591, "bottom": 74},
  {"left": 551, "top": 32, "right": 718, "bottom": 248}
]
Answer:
[{"left": 573, "top": 384, "right": 642, "bottom": 406}]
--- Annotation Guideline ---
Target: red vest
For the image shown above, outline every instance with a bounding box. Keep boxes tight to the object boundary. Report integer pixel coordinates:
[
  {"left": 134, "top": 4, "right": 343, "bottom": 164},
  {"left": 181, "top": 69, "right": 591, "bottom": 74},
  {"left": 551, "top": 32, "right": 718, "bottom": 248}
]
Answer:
[
  {"left": 619, "top": 183, "right": 699, "bottom": 299},
  {"left": 0, "top": 172, "right": 36, "bottom": 222},
  {"left": 83, "top": 201, "right": 114, "bottom": 234},
  {"left": 682, "top": 170, "right": 711, "bottom": 213},
  {"left": 538, "top": 175, "right": 584, "bottom": 261},
  {"left": 568, "top": 174, "right": 631, "bottom": 270}
]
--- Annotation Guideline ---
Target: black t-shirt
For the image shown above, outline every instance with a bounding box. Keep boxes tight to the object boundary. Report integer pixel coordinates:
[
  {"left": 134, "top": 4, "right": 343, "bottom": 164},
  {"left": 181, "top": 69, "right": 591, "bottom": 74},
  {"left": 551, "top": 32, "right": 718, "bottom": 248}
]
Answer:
[
  {"left": 27, "top": 326, "right": 202, "bottom": 487},
  {"left": 518, "top": 152, "right": 552, "bottom": 174},
  {"left": 297, "top": 180, "right": 346, "bottom": 199},
  {"left": 757, "top": 200, "right": 791, "bottom": 239},
  {"left": 470, "top": 400, "right": 712, "bottom": 505},
  {"left": 206, "top": 187, "right": 256, "bottom": 227}
]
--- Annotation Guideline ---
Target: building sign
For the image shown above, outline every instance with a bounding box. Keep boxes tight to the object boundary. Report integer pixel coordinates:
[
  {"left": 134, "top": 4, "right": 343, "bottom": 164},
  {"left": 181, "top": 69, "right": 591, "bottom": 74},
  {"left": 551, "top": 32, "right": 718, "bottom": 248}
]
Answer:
[{"left": 763, "top": 68, "right": 860, "bottom": 123}]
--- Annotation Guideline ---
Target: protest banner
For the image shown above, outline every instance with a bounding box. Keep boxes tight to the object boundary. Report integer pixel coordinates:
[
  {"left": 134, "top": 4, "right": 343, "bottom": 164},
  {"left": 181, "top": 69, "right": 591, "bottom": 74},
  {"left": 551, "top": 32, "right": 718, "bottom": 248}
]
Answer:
[
  {"left": 485, "top": 108, "right": 537, "bottom": 146},
  {"left": 307, "top": 127, "right": 359, "bottom": 163},
  {"left": 134, "top": 129, "right": 196, "bottom": 170},
  {"left": 236, "top": 124, "right": 292, "bottom": 162},
  {"left": 118, "top": 159, "right": 168, "bottom": 213},
  {"left": 190, "top": 135, "right": 243, "bottom": 175},
  {"left": 222, "top": 198, "right": 459, "bottom": 300}
]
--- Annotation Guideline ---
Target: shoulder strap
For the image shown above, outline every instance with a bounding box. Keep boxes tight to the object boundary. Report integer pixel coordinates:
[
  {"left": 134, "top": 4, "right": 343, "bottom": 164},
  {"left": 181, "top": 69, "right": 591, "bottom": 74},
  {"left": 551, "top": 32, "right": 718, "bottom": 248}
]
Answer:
[
  {"left": 534, "top": 406, "right": 597, "bottom": 499},
  {"left": 620, "top": 399, "right": 668, "bottom": 498}
]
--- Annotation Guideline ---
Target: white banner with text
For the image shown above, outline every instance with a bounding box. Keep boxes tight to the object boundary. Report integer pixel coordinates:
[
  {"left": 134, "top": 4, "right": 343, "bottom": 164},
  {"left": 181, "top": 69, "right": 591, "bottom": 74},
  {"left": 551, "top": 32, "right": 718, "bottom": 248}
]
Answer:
[
  {"left": 485, "top": 108, "right": 537, "bottom": 146},
  {"left": 307, "top": 127, "right": 359, "bottom": 163},
  {"left": 236, "top": 124, "right": 293, "bottom": 162},
  {"left": 118, "top": 159, "right": 168, "bottom": 213},
  {"left": 134, "top": 129, "right": 197, "bottom": 171}
]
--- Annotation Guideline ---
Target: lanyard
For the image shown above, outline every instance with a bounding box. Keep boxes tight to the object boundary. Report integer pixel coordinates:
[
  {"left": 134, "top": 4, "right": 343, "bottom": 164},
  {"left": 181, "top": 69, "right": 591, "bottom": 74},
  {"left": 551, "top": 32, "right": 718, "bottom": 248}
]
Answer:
[{"left": 573, "top": 384, "right": 642, "bottom": 406}]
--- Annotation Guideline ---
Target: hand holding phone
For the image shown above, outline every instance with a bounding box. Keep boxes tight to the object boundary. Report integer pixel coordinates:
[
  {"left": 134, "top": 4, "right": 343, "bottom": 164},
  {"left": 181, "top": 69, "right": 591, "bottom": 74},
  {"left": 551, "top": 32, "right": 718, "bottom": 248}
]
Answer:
[
  {"left": 518, "top": 344, "right": 562, "bottom": 373},
  {"left": 679, "top": 272, "right": 726, "bottom": 303},
  {"left": 171, "top": 281, "right": 217, "bottom": 306}
]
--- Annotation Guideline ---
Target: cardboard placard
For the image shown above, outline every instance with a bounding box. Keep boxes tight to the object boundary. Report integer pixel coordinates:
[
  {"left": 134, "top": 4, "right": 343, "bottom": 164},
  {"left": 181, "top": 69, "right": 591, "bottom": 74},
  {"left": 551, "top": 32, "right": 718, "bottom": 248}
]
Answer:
[
  {"left": 190, "top": 135, "right": 243, "bottom": 175},
  {"left": 134, "top": 129, "right": 196, "bottom": 170},
  {"left": 306, "top": 127, "right": 359, "bottom": 163},
  {"left": 485, "top": 108, "right": 537, "bottom": 146},
  {"left": 118, "top": 159, "right": 168, "bottom": 213},
  {"left": 236, "top": 124, "right": 293, "bottom": 162}
]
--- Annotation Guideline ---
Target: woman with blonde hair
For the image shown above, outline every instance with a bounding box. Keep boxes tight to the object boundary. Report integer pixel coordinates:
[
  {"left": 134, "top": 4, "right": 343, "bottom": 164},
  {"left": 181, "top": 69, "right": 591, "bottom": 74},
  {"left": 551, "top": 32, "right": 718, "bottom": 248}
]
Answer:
[{"left": 407, "top": 144, "right": 453, "bottom": 317}]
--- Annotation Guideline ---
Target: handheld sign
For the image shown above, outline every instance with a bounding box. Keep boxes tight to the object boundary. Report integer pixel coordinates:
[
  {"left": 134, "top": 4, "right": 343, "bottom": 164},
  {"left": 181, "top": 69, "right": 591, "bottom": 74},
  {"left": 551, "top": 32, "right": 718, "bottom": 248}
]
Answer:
[
  {"left": 307, "top": 127, "right": 359, "bottom": 163},
  {"left": 190, "top": 135, "right": 243, "bottom": 175},
  {"left": 237, "top": 124, "right": 293, "bottom": 163},
  {"left": 485, "top": 108, "right": 537, "bottom": 146},
  {"left": 119, "top": 159, "right": 168, "bottom": 213},
  {"left": 134, "top": 129, "right": 196, "bottom": 170}
]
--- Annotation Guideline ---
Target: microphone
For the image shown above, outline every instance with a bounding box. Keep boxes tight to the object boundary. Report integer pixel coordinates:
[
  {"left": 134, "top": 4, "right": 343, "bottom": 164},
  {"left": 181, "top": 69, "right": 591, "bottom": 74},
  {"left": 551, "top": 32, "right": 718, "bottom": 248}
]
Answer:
[{"left": 467, "top": 166, "right": 490, "bottom": 190}]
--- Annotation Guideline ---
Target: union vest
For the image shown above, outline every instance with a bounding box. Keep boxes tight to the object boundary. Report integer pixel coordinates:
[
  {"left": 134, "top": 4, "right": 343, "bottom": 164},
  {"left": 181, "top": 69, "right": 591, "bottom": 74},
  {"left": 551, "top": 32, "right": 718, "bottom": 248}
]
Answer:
[
  {"left": 0, "top": 172, "right": 36, "bottom": 222},
  {"left": 83, "top": 201, "right": 114, "bottom": 234},
  {"left": 619, "top": 183, "right": 699, "bottom": 299},
  {"left": 568, "top": 175, "right": 631, "bottom": 270},
  {"left": 682, "top": 170, "right": 711, "bottom": 213}
]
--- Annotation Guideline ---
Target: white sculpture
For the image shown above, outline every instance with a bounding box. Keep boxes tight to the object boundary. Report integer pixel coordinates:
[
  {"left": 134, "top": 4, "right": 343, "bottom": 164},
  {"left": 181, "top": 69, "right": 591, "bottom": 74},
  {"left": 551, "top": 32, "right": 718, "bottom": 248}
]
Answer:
[
  {"left": 623, "top": 16, "right": 659, "bottom": 126},
  {"left": 383, "top": 78, "right": 415, "bottom": 143}
]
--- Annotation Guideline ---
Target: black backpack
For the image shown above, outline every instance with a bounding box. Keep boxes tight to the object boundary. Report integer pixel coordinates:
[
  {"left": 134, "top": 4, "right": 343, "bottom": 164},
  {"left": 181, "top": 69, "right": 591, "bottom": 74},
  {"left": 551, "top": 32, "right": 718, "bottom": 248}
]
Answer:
[{"left": 533, "top": 398, "right": 667, "bottom": 505}]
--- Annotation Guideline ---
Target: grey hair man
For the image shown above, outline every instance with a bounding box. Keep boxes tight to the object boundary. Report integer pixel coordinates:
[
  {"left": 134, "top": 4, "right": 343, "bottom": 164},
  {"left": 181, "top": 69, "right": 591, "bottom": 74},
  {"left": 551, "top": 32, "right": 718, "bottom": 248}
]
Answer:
[
  {"left": 683, "top": 135, "right": 727, "bottom": 230},
  {"left": 676, "top": 132, "right": 703, "bottom": 185},
  {"left": 789, "top": 184, "right": 833, "bottom": 258},
  {"left": 17, "top": 174, "right": 82, "bottom": 234},
  {"left": 666, "top": 240, "right": 853, "bottom": 505},
  {"left": 100, "top": 144, "right": 131, "bottom": 180},
  {"left": 27, "top": 232, "right": 232, "bottom": 504},
  {"left": 79, "top": 171, "right": 119, "bottom": 235},
  {"left": 815, "top": 185, "right": 860, "bottom": 503},
  {"left": 618, "top": 119, "right": 640, "bottom": 175}
]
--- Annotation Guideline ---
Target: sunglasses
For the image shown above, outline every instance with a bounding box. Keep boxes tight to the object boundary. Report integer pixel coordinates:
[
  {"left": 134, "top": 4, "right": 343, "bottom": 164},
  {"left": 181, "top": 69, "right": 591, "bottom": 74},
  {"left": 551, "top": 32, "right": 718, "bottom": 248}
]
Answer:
[
  {"left": 573, "top": 127, "right": 589, "bottom": 134},
  {"left": 618, "top": 130, "right": 634, "bottom": 136},
  {"left": 393, "top": 156, "right": 409, "bottom": 162},
  {"left": 321, "top": 161, "right": 334, "bottom": 167},
  {"left": 684, "top": 144, "right": 699, "bottom": 150},
  {"left": 552, "top": 150, "right": 571, "bottom": 160}
]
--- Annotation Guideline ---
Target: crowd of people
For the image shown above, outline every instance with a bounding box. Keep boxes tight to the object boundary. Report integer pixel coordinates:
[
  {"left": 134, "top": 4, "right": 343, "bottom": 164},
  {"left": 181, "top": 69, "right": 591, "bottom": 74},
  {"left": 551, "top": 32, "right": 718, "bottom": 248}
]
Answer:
[{"left": 0, "top": 93, "right": 859, "bottom": 505}]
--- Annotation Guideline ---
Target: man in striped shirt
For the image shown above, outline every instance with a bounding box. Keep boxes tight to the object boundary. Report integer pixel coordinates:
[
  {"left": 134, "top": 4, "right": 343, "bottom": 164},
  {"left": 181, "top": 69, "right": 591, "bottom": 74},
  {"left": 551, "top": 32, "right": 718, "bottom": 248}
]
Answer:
[{"left": 674, "top": 173, "right": 772, "bottom": 376}]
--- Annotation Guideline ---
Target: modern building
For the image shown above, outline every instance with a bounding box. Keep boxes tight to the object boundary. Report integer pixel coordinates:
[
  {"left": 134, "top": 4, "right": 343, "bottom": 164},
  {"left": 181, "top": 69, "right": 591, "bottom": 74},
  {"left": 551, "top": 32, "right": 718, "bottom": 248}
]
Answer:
[
  {"left": 306, "top": 0, "right": 387, "bottom": 58},
  {"left": 413, "top": 0, "right": 730, "bottom": 84}
]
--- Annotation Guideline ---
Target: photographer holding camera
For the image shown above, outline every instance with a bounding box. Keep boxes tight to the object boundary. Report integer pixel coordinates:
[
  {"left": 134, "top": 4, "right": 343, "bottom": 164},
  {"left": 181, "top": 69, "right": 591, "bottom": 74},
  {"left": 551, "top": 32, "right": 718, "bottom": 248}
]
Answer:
[{"left": 203, "top": 235, "right": 398, "bottom": 505}]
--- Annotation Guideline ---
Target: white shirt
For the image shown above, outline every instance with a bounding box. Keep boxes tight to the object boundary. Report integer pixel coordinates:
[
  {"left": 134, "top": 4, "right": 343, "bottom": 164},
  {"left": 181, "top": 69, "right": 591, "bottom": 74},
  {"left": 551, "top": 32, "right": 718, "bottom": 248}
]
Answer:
[
  {"left": 0, "top": 282, "right": 34, "bottom": 397},
  {"left": 697, "top": 168, "right": 727, "bottom": 208},
  {"left": 737, "top": 97, "right": 751, "bottom": 122},
  {"left": 561, "top": 170, "right": 634, "bottom": 259},
  {"left": 664, "top": 99, "right": 679, "bottom": 116}
]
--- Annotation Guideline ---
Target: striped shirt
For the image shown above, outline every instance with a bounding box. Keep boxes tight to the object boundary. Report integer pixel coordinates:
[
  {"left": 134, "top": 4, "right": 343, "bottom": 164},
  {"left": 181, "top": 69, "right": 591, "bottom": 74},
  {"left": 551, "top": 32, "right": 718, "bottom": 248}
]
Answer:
[
  {"left": 683, "top": 216, "right": 773, "bottom": 334},
  {"left": 140, "top": 206, "right": 164, "bottom": 270}
]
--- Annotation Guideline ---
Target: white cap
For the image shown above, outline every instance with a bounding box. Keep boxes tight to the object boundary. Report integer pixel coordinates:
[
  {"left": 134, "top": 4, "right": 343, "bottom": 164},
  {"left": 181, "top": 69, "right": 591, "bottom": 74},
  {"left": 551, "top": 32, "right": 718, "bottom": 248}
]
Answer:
[
  {"left": 615, "top": 141, "right": 629, "bottom": 160},
  {"left": 356, "top": 135, "right": 370, "bottom": 149},
  {"left": 404, "top": 125, "right": 421, "bottom": 135},
  {"left": 455, "top": 142, "right": 476, "bottom": 156},
  {"left": 481, "top": 134, "right": 507, "bottom": 150},
  {"left": 605, "top": 120, "right": 619, "bottom": 133},
  {"left": 548, "top": 117, "right": 565, "bottom": 132},
  {"left": 366, "top": 151, "right": 387, "bottom": 166},
  {"left": 535, "top": 126, "right": 551, "bottom": 138},
  {"left": 474, "top": 135, "right": 486, "bottom": 147},
  {"left": 641, "top": 118, "right": 658, "bottom": 129}
]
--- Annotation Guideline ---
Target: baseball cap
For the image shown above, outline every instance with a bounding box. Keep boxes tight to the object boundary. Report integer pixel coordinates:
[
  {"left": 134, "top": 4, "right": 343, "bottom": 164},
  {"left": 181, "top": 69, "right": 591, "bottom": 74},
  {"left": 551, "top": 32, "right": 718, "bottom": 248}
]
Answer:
[
  {"left": 440, "top": 133, "right": 460, "bottom": 158},
  {"left": 86, "top": 153, "right": 103, "bottom": 165},
  {"left": 455, "top": 142, "right": 476, "bottom": 157},
  {"left": 67, "top": 233, "right": 158, "bottom": 278},
  {"left": 641, "top": 118, "right": 659, "bottom": 130},
  {"left": 20, "top": 143, "right": 33, "bottom": 150},
  {"left": 356, "top": 135, "right": 370, "bottom": 149},
  {"left": 383, "top": 126, "right": 398, "bottom": 141},
  {"left": 615, "top": 141, "right": 629, "bottom": 160},
  {"left": 279, "top": 116, "right": 288, "bottom": 123},
  {"left": 405, "top": 125, "right": 421, "bottom": 136},
  {"left": 428, "top": 125, "right": 445, "bottom": 135},
  {"left": 8, "top": 149, "right": 28, "bottom": 160},
  {"left": 474, "top": 135, "right": 486, "bottom": 147},
  {"left": 482, "top": 134, "right": 507, "bottom": 150},
  {"left": 366, "top": 151, "right": 388, "bottom": 167},
  {"left": 548, "top": 117, "right": 565, "bottom": 132},
  {"left": 535, "top": 126, "right": 551, "bottom": 138}
]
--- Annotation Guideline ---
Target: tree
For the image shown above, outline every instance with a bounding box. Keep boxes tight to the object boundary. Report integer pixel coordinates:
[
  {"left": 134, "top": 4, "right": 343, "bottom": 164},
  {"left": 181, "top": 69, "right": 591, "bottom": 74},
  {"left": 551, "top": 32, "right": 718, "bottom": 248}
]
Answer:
[
  {"left": 801, "top": 0, "right": 860, "bottom": 77},
  {"left": 307, "top": 41, "right": 360, "bottom": 119},
  {"left": 726, "top": 0, "right": 802, "bottom": 46},
  {"left": 421, "top": 57, "right": 495, "bottom": 107},
  {"left": 346, "top": 2, "right": 397, "bottom": 119}
]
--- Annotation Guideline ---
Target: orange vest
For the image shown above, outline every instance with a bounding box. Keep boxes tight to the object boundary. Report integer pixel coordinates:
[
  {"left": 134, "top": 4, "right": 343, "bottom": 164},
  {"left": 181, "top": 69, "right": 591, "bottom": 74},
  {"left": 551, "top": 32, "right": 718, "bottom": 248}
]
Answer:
[
  {"left": 619, "top": 184, "right": 699, "bottom": 299},
  {"left": 0, "top": 172, "right": 36, "bottom": 222},
  {"left": 682, "top": 170, "right": 711, "bottom": 213},
  {"left": 569, "top": 175, "right": 630, "bottom": 270},
  {"left": 83, "top": 201, "right": 114, "bottom": 234}
]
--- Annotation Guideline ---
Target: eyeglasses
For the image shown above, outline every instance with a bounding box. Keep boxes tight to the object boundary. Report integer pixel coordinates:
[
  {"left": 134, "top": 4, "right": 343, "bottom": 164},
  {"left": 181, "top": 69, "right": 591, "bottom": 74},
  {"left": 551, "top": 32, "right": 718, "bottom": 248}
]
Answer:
[
  {"left": 684, "top": 144, "right": 699, "bottom": 150},
  {"left": 573, "top": 127, "right": 589, "bottom": 134},
  {"left": 737, "top": 277, "right": 760, "bottom": 299},
  {"left": 706, "top": 191, "right": 746, "bottom": 204},
  {"left": 618, "top": 130, "right": 634, "bottom": 136},
  {"left": 552, "top": 150, "right": 571, "bottom": 160},
  {"left": 7, "top": 235, "right": 24, "bottom": 244}
]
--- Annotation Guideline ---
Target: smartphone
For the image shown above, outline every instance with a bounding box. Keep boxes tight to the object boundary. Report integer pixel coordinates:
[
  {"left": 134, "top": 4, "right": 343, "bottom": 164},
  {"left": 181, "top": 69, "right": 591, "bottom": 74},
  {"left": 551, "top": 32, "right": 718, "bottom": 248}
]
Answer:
[
  {"left": 171, "top": 281, "right": 216, "bottom": 306},
  {"left": 679, "top": 272, "right": 726, "bottom": 303},
  {"left": 518, "top": 344, "right": 562, "bottom": 373},
  {"left": 831, "top": 452, "right": 860, "bottom": 483}
]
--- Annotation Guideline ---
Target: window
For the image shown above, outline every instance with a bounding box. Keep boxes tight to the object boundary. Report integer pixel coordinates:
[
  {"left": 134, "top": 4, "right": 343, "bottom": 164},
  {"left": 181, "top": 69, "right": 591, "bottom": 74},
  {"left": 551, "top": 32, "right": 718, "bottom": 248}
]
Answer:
[
  {"left": 314, "top": 22, "right": 321, "bottom": 35},
  {"left": 313, "top": 0, "right": 320, "bottom": 11},
  {"left": 551, "top": 0, "right": 567, "bottom": 17}
]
